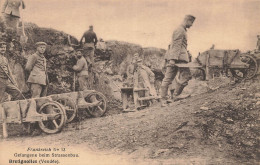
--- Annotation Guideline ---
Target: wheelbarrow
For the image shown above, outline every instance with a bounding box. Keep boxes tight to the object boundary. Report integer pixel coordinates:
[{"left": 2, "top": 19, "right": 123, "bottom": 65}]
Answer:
[
  {"left": 49, "top": 89, "right": 108, "bottom": 123},
  {"left": 0, "top": 97, "right": 67, "bottom": 138}
]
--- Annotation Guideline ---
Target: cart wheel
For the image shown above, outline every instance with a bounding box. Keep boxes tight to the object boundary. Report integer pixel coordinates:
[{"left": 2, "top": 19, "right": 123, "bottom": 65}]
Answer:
[
  {"left": 54, "top": 96, "right": 77, "bottom": 123},
  {"left": 38, "top": 101, "right": 67, "bottom": 134},
  {"left": 84, "top": 92, "right": 107, "bottom": 117},
  {"left": 230, "top": 55, "right": 258, "bottom": 79}
]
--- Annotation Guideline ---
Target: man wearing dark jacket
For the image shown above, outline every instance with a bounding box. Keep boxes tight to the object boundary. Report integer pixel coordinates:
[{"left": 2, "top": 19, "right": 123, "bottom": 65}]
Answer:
[
  {"left": 80, "top": 25, "right": 97, "bottom": 65},
  {"left": 160, "top": 15, "right": 195, "bottom": 107},
  {"left": 25, "top": 42, "right": 48, "bottom": 98}
]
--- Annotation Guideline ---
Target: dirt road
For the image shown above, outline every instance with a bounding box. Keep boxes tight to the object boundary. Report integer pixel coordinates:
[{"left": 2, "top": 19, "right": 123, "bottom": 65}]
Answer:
[{"left": 0, "top": 80, "right": 259, "bottom": 165}]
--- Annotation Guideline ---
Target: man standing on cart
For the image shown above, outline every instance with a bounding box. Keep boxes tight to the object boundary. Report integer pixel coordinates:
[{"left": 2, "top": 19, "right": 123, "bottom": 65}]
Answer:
[
  {"left": 25, "top": 42, "right": 48, "bottom": 98},
  {"left": 160, "top": 15, "right": 195, "bottom": 107},
  {"left": 0, "top": 41, "right": 22, "bottom": 102}
]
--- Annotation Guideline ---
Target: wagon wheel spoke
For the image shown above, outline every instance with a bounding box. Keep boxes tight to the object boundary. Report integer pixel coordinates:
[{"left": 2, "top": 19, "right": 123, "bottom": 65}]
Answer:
[
  {"left": 52, "top": 120, "right": 59, "bottom": 128},
  {"left": 97, "top": 106, "right": 104, "bottom": 113}
]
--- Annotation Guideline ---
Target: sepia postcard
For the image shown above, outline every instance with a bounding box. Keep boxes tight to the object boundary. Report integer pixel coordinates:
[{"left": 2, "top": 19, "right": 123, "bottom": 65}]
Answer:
[{"left": 0, "top": 0, "right": 259, "bottom": 164}]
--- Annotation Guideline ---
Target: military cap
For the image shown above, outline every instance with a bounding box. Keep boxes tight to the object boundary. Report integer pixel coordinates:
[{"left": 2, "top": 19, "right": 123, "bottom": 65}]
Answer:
[
  {"left": 0, "top": 41, "right": 7, "bottom": 45},
  {"left": 35, "top": 42, "right": 47, "bottom": 46},
  {"left": 185, "top": 15, "right": 196, "bottom": 21}
]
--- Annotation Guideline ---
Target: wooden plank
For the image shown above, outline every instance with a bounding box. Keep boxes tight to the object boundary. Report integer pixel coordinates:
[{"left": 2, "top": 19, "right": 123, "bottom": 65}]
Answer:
[
  {"left": 133, "top": 88, "right": 148, "bottom": 92},
  {"left": 121, "top": 92, "right": 128, "bottom": 110},
  {"left": 137, "top": 96, "right": 159, "bottom": 101},
  {"left": 1, "top": 105, "right": 8, "bottom": 138},
  {"left": 205, "top": 53, "right": 211, "bottom": 80}
]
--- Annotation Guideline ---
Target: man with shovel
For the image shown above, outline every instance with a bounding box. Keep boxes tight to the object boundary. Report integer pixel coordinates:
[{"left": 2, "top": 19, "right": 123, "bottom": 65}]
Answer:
[{"left": 0, "top": 41, "right": 22, "bottom": 102}]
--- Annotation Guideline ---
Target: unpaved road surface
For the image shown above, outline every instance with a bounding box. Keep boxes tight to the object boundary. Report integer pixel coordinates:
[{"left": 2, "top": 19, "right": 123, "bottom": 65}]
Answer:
[{"left": 0, "top": 80, "right": 259, "bottom": 165}]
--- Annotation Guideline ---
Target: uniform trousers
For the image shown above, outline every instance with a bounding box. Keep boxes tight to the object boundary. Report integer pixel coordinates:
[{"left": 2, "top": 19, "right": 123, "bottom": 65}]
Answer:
[
  {"left": 78, "top": 75, "right": 88, "bottom": 91},
  {"left": 30, "top": 83, "right": 47, "bottom": 98},
  {"left": 161, "top": 60, "right": 191, "bottom": 99},
  {"left": 0, "top": 78, "right": 22, "bottom": 102},
  {"left": 2, "top": 13, "right": 19, "bottom": 30}
]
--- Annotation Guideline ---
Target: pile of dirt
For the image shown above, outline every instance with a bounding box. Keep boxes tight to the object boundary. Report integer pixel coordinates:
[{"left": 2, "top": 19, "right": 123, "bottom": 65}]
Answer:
[{"left": 194, "top": 80, "right": 260, "bottom": 162}]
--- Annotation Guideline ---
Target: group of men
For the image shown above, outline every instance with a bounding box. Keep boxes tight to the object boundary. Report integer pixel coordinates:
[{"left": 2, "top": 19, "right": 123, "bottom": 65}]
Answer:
[
  {"left": 1, "top": 12, "right": 196, "bottom": 110},
  {"left": 0, "top": 24, "right": 98, "bottom": 102},
  {"left": 0, "top": 41, "right": 48, "bottom": 102}
]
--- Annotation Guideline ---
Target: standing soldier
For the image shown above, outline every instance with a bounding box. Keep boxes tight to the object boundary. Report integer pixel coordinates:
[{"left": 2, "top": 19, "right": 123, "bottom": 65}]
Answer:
[
  {"left": 25, "top": 42, "right": 48, "bottom": 98},
  {"left": 1, "top": 0, "right": 26, "bottom": 30},
  {"left": 72, "top": 49, "right": 88, "bottom": 91},
  {"left": 160, "top": 15, "right": 196, "bottom": 107},
  {"left": 80, "top": 25, "right": 98, "bottom": 66},
  {"left": 0, "top": 41, "right": 22, "bottom": 102}
]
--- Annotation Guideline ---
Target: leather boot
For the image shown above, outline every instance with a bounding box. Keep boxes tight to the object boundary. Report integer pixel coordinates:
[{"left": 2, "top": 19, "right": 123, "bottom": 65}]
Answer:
[
  {"left": 160, "top": 86, "right": 169, "bottom": 107},
  {"left": 173, "top": 84, "right": 190, "bottom": 101},
  {"left": 174, "top": 84, "right": 185, "bottom": 96}
]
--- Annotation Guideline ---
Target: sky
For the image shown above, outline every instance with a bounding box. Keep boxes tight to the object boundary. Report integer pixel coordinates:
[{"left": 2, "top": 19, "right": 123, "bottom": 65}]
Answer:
[{"left": 1, "top": 0, "right": 260, "bottom": 56}]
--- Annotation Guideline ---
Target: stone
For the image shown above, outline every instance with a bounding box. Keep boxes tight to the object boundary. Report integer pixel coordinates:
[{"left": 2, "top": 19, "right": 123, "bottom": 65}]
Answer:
[
  {"left": 200, "top": 106, "right": 209, "bottom": 110},
  {"left": 255, "top": 93, "right": 260, "bottom": 98}
]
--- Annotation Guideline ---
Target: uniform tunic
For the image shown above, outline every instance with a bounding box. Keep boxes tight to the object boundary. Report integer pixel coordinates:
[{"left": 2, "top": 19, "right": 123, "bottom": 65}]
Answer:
[
  {"left": 25, "top": 53, "right": 48, "bottom": 85},
  {"left": 167, "top": 25, "right": 189, "bottom": 62},
  {"left": 25, "top": 53, "right": 48, "bottom": 98}
]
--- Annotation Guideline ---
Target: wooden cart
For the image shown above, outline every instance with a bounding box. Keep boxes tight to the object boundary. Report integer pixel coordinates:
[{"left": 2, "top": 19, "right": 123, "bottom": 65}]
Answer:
[
  {"left": 49, "top": 90, "right": 107, "bottom": 123},
  {"left": 0, "top": 97, "right": 67, "bottom": 138},
  {"left": 176, "top": 49, "right": 258, "bottom": 80}
]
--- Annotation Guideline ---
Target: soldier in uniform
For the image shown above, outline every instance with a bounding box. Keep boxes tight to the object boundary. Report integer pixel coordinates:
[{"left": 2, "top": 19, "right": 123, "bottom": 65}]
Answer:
[
  {"left": 1, "top": 0, "right": 25, "bottom": 30},
  {"left": 25, "top": 42, "right": 48, "bottom": 98},
  {"left": 80, "top": 25, "right": 98, "bottom": 66},
  {"left": 160, "top": 15, "right": 195, "bottom": 107},
  {"left": 72, "top": 49, "right": 88, "bottom": 90},
  {"left": 0, "top": 41, "right": 22, "bottom": 102}
]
